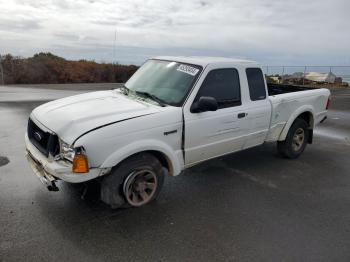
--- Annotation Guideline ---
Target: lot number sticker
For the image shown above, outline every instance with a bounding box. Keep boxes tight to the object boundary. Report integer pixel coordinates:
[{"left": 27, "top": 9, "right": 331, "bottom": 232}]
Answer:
[{"left": 177, "top": 64, "right": 199, "bottom": 76}]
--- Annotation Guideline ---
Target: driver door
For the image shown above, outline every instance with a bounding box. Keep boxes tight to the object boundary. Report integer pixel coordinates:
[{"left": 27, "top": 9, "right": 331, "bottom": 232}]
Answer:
[{"left": 184, "top": 68, "right": 249, "bottom": 166}]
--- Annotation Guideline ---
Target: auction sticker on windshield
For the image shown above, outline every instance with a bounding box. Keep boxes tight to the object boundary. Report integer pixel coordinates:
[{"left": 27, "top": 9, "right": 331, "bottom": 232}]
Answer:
[{"left": 177, "top": 64, "right": 199, "bottom": 76}]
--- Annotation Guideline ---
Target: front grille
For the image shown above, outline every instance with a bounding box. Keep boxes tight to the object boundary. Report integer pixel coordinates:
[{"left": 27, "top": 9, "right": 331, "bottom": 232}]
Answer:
[{"left": 27, "top": 118, "right": 59, "bottom": 157}]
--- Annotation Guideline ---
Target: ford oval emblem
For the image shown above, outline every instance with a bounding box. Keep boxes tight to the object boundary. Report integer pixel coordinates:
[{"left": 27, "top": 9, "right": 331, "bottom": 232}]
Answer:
[{"left": 34, "top": 132, "right": 42, "bottom": 141}]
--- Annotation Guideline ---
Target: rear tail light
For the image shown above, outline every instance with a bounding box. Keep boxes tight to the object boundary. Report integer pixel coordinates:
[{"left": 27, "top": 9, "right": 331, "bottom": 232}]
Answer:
[{"left": 326, "top": 98, "right": 331, "bottom": 110}]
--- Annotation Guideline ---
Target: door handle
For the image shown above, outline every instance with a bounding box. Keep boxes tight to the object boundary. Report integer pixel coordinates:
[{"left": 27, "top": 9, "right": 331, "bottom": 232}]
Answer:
[{"left": 238, "top": 112, "right": 247, "bottom": 118}]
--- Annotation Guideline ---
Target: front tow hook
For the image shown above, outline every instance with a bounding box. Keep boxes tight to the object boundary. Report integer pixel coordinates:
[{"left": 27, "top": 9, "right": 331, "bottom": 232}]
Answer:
[
  {"left": 39, "top": 176, "right": 59, "bottom": 191},
  {"left": 47, "top": 181, "right": 59, "bottom": 191}
]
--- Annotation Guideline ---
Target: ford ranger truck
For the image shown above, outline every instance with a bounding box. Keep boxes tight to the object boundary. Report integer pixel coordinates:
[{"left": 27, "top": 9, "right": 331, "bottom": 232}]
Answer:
[{"left": 25, "top": 56, "right": 330, "bottom": 208}]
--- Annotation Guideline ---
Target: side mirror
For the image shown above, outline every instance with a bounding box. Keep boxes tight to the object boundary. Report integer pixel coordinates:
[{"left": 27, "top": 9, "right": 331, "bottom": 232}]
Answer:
[{"left": 191, "top": 96, "right": 218, "bottom": 113}]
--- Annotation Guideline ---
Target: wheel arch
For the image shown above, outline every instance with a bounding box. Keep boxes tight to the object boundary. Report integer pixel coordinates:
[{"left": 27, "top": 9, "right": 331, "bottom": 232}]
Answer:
[
  {"left": 278, "top": 106, "right": 315, "bottom": 141},
  {"left": 100, "top": 139, "right": 183, "bottom": 176},
  {"left": 296, "top": 111, "right": 314, "bottom": 128}
]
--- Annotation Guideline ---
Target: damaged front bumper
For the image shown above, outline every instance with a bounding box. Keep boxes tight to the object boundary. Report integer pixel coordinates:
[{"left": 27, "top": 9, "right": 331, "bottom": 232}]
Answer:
[
  {"left": 25, "top": 133, "right": 108, "bottom": 191},
  {"left": 26, "top": 151, "right": 59, "bottom": 191}
]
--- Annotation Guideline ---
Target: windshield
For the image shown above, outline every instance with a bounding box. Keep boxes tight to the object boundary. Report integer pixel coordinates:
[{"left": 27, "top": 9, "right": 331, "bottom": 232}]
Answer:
[{"left": 125, "top": 59, "right": 202, "bottom": 106}]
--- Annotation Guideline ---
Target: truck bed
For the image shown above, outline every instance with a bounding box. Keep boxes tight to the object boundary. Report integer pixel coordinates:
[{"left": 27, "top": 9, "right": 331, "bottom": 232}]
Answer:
[
  {"left": 267, "top": 83, "right": 318, "bottom": 96},
  {"left": 266, "top": 83, "right": 329, "bottom": 143}
]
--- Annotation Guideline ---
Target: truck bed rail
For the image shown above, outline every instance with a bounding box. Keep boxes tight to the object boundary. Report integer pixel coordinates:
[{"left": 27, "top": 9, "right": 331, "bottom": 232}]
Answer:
[{"left": 267, "top": 83, "right": 317, "bottom": 96}]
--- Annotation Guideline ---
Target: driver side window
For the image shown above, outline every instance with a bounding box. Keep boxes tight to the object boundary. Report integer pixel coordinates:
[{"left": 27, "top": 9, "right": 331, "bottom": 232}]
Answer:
[{"left": 195, "top": 68, "right": 241, "bottom": 109}]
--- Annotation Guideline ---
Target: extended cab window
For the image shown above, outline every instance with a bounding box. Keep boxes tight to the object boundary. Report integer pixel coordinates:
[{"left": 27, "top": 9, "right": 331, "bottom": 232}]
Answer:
[
  {"left": 195, "top": 68, "right": 241, "bottom": 109},
  {"left": 246, "top": 68, "right": 266, "bottom": 101}
]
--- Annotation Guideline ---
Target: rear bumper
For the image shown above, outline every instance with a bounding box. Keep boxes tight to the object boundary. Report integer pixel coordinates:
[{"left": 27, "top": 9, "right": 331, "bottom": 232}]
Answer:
[{"left": 25, "top": 133, "right": 104, "bottom": 188}]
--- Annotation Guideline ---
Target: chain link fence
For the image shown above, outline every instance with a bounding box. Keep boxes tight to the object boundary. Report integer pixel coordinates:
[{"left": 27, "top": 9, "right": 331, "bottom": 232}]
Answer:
[{"left": 262, "top": 66, "right": 350, "bottom": 86}]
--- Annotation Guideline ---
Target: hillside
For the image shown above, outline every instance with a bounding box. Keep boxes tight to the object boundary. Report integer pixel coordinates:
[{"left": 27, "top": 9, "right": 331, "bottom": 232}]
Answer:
[{"left": 0, "top": 53, "right": 138, "bottom": 84}]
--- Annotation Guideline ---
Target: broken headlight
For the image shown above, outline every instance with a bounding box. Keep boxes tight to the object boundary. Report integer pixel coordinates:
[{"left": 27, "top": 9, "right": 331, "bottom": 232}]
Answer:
[{"left": 59, "top": 140, "right": 75, "bottom": 162}]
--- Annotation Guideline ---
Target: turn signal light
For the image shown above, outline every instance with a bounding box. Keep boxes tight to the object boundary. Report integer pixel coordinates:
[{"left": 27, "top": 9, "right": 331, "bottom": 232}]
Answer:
[
  {"left": 72, "top": 154, "right": 89, "bottom": 173},
  {"left": 326, "top": 98, "right": 331, "bottom": 110}
]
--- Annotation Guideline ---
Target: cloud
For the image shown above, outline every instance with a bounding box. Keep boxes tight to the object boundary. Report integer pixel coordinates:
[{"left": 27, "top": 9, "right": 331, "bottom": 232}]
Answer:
[
  {"left": 0, "top": 18, "right": 42, "bottom": 31},
  {"left": 0, "top": 0, "right": 349, "bottom": 65}
]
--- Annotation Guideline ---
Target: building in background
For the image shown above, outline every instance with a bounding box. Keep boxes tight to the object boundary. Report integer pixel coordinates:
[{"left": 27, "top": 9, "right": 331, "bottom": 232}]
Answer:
[{"left": 304, "top": 72, "right": 336, "bottom": 83}]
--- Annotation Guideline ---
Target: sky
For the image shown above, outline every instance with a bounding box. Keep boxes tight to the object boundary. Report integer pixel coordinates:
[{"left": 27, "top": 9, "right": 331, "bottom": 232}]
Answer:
[{"left": 0, "top": 0, "right": 349, "bottom": 65}]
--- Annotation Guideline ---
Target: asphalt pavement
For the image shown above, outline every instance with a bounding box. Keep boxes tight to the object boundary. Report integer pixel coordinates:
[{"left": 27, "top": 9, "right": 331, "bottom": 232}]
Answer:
[{"left": 1, "top": 84, "right": 350, "bottom": 262}]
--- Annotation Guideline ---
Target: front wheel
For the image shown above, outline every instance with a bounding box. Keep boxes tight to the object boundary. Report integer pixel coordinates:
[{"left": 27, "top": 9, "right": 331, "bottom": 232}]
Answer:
[
  {"left": 123, "top": 169, "right": 159, "bottom": 207},
  {"left": 100, "top": 153, "right": 165, "bottom": 209},
  {"left": 277, "top": 118, "right": 309, "bottom": 159}
]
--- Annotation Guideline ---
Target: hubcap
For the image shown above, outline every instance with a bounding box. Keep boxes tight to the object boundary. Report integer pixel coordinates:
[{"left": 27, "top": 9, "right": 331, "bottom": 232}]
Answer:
[
  {"left": 292, "top": 128, "right": 305, "bottom": 151},
  {"left": 123, "top": 170, "right": 158, "bottom": 207}
]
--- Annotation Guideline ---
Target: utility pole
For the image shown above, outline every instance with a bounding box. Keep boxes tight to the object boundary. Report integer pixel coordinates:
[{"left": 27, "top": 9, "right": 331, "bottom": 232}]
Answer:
[
  {"left": 0, "top": 54, "right": 4, "bottom": 85},
  {"left": 113, "top": 29, "right": 117, "bottom": 82},
  {"left": 113, "top": 29, "right": 117, "bottom": 64}
]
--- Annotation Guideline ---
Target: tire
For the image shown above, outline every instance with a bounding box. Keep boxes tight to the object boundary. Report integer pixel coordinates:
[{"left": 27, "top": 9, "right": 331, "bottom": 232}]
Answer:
[
  {"left": 100, "top": 153, "right": 165, "bottom": 209},
  {"left": 277, "top": 118, "right": 309, "bottom": 159}
]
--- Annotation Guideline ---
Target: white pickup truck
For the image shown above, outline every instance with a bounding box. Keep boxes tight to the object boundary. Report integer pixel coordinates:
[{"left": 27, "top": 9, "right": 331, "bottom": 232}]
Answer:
[{"left": 25, "top": 56, "right": 330, "bottom": 208}]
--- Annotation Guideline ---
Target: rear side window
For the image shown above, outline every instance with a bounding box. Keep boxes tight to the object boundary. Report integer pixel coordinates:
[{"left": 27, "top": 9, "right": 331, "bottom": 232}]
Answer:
[
  {"left": 246, "top": 68, "right": 266, "bottom": 101},
  {"left": 196, "top": 68, "right": 241, "bottom": 109}
]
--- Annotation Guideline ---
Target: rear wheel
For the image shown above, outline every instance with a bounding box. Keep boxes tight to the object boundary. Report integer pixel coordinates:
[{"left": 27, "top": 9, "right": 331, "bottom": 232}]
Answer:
[
  {"left": 100, "top": 153, "right": 165, "bottom": 209},
  {"left": 277, "top": 118, "right": 309, "bottom": 159}
]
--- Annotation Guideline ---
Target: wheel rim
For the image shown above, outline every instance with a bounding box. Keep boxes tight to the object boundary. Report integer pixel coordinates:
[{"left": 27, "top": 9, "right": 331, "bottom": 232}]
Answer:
[
  {"left": 292, "top": 128, "right": 305, "bottom": 151},
  {"left": 123, "top": 169, "right": 158, "bottom": 207}
]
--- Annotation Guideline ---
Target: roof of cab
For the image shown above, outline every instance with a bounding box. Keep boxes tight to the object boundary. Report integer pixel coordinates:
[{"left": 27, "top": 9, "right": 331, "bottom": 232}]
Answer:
[{"left": 153, "top": 56, "right": 258, "bottom": 67}]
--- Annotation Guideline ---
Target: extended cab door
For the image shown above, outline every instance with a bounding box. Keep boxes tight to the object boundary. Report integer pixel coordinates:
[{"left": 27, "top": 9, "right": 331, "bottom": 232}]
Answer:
[
  {"left": 242, "top": 68, "right": 272, "bottom": 149},
  {"left": 183, "top": 66, "right": 250, "bottom": 166}
]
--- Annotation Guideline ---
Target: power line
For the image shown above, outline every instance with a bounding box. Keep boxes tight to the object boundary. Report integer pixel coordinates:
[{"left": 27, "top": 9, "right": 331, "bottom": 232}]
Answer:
[{"left": 263, "top": 65, "right": 350, "bottom": 68}]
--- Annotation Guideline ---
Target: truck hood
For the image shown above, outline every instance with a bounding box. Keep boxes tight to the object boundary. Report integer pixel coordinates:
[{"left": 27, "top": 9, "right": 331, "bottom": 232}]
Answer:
[{"left": 31, "top": 90, "right": 161, "bottom": 144}]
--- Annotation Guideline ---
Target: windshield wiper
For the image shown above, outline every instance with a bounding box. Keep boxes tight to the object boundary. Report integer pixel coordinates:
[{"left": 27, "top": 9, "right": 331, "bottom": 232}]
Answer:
[{"left": 135, "top": 91, "right": 167, "bottom": 107}]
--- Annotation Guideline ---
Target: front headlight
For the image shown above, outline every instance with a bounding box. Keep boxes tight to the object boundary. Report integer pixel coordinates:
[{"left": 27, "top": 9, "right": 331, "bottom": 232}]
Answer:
[
  {"left": 58, "top": 140, "right": 89, "bottom": 173},
  {"left": 60, "top": 140, "right": 75, "bottom": 161}
]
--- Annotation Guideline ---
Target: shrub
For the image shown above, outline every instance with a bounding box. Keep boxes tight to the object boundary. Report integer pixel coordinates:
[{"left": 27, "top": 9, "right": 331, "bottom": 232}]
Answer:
[{"left": 0, "top": 52, "right": 138, "bottom": 84}]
